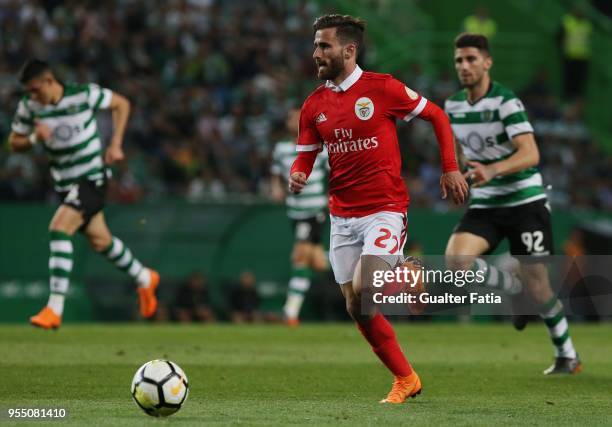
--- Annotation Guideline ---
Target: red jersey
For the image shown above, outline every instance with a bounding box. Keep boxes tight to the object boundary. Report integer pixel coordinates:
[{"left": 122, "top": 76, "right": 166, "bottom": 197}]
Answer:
[{"left": 296, "top": 66, "right": 455, "bottom": 217}]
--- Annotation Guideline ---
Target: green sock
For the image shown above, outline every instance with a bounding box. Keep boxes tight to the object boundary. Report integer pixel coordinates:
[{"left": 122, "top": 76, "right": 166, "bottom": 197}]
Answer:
[{"left": 539, "top": 296, "right": 577, "bottom": 358}]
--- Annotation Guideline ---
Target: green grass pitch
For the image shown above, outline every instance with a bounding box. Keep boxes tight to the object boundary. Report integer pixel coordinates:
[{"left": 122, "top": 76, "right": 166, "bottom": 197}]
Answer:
[{"left": 0, "top": 323, "right": 610, "bottom": 426}]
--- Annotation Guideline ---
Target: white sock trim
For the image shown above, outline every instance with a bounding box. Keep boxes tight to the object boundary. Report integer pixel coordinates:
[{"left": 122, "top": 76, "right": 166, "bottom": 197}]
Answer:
[
  {"left": 49, "top": 257, "right": 73, "bottom": 271},
  {"left": 136, "top": 268, "right": 151, "bottom": 288},
  {"left": 129, "top": 259, "right": 143, "bottom": 278},
  {"left": 117, "top": 249, "right": 133, "bottom": 268},
  {"left": 558, "top": 337, "right": 577, "bottom": 358},
  {"left": 48, "top": 293, "right": 65, "bottom": 316},
  {"left": 50, "top": 241, "right": 72, "bottom": 253},
  {"left": 288, "top": 277, "right": 310, "bottom": 293},
  {"left": 108, "top": 237, "right": 124, "bottom": 259}
]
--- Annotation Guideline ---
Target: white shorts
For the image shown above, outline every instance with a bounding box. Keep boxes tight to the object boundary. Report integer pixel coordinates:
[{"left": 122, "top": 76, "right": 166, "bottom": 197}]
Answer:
[{"left": 329, "top": 211, "right": 408, "bottom": 285}]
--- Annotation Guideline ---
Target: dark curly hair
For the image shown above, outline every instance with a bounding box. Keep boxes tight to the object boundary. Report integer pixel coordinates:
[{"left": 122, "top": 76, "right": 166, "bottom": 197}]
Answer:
[
  {"left": 313, "top": 14, "right": 366, "bottom": 53},
  {"left": 454, "top": 33, "right": 490, "bottom": 55}
]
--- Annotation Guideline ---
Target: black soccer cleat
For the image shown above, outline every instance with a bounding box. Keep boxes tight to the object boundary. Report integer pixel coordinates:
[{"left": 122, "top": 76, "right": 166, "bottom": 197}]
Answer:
[
  {"left": 510, "top": 291, "right": 531, "bottom": 331},
  {"left": 543, "top": 356, "right": 582, "bottom": 375},
  {"left": 511, "top": 314, "right": 529, "bottom": 331}
]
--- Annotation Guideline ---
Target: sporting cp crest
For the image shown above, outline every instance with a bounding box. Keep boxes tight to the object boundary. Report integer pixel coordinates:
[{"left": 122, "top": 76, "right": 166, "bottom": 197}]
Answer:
[
  {"left": 481, "top": 110, "right": 494, "bottom": 122},
  {"left": 354, "top": 97, "right": 374, "bottom": 120}
]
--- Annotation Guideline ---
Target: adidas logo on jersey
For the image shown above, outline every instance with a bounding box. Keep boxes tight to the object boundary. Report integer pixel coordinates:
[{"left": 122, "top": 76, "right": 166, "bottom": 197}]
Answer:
[{"left": 315, "top": 113, "right": 327, "bottom": 124}]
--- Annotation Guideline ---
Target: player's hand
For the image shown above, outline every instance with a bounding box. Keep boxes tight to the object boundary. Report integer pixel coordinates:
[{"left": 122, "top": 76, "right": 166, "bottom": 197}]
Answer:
[
  {"left": 105, "top": 138, "right": 125, "bottom": 164},
  {"left": 288, "top": 172, "right": 307, "bottom": 194},
  {"left": 463, "top": 160, "right": 497, "bottom": 187},
  {"left": 440, "top": 170, "right": 469, "bottom": 204},
  {"left": 34, "top": 121, "right": 52, "bottom": 141}
]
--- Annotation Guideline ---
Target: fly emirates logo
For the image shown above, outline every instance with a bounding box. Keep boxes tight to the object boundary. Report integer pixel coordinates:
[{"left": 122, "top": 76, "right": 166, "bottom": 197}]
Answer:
[{"left": 325, "top": 128, "right": 379, "bottom": 154}]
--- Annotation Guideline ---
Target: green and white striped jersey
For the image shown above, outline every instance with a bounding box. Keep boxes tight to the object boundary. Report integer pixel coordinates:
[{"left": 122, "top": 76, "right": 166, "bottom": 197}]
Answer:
[
  {"left": 11, "top": 83, "right": 113, "bottom": 192},
  {"left": 271, "top": 139, "right": 329, "bottom": 220},
  {"left": 445, "top": 81, "right": 546, "bottom": 209}
]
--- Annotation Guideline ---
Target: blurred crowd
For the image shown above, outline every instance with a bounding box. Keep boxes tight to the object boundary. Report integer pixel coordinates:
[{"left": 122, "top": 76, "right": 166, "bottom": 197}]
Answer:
[
  {"left": 0, "top": 0, "right": 610, "bottom": 211},
  {"left": 0, "top": 0, "right": 320, "bottom": 202}
]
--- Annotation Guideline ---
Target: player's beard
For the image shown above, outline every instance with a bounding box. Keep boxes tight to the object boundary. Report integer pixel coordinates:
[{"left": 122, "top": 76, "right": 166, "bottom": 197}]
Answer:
[
  {"left": 459, "top": 71, "right": 484, "bottom": 89},
  {"left": 316, "top": 54, "right": 345, "bottom": 81}
]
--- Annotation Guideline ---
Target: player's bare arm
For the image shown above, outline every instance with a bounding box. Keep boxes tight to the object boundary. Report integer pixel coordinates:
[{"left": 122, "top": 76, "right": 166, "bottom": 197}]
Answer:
[
  {"left": 464, "top": 133, "right": 539, "bottom": 187},
  {"left": 104, "top": 92, "right": 130, "bottom": 164},
  {"left": 8, "top": 121, "right": 52, "bottom": 152}
]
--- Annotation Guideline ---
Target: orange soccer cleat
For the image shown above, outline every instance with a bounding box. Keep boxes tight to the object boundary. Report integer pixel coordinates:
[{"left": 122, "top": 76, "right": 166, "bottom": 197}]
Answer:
[
  {"left": 285, "top": 318, "right": 300, "bottom": 328},
  {"left": 380, "top": 371, "right": 422, "bottom": 404},
  {"left": 30, "top": 306, "right": 62, "bottom": 330},
  {"left": 137, "top": 269, "right": 160, "bottom": 318}
]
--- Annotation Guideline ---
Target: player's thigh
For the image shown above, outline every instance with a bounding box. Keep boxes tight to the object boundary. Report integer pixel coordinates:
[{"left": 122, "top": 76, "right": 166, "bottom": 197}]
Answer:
[
  {"left": 49, "top": 204, "right": 84, "bottom": 235},
  {"left": 445, "top": 232, "right": 490, "bottom": 270},
  {"left": 447, "top": 208, "right": 500, "bottom": 267},
  {"left": 445, "top": 232, "right": 491, "bottom": 256},
  {"left": 84, "top": 211, "right": 113, "bottom": 252},
  {"left": 329, "top": 216, "right": 362, "bottom": 286},
  {"left": 58, "top": 177, "right": 107, "bottom": 234},
  {"left": 357, "top": 212, "right": 406, "bottom": 294},
  {"left": 352, "top": 249, "right": 393, "bottom": 296},
  {"left": 506, "top": 200, "right": 554, "bottom": 257},
  {"left": 361, "top": 211, "right": 408, "bottom": 257}
]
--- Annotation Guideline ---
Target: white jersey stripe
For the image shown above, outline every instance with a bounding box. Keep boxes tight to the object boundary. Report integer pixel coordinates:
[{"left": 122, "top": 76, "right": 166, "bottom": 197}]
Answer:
[
  {"left": 296, "top": 143, "right": 322, "bottom": 152},
  {"left": 403, "top": 97, "right": 428, "bottom": 123}
]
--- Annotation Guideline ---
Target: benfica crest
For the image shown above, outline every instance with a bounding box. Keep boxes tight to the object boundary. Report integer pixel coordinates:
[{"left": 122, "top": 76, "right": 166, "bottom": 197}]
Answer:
[{"left": 354, "top": 97, "right": 374, "bottom": 120}]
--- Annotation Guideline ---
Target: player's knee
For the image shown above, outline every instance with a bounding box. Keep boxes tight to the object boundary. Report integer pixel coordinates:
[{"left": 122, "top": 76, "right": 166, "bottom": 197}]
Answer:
[
  {"left": 345, "top": 298, "right": 361, "bottom": 321},
  {"left": 444, "top": 242, "right": 475, "bottom": 271},
  {"left": 48, "top": 220, "right": 76, "bottom": 237},
  {"left": 292, "top": 253, "right": 308, "bottom": 266},
  {"left": 343, "top": 289, "right": 361, "bottom": 320},
  {"left": 445, "top": 255, "right": 474, "bottom": 272},
  {"left": 89, "top": 234, "right": 112, "bottom": 252},
  {"left": 291, "top": 243, "right": 311, "bottom": 265},
  {"left": 49, "top": 215, "right": 72, "bottom": 234}
]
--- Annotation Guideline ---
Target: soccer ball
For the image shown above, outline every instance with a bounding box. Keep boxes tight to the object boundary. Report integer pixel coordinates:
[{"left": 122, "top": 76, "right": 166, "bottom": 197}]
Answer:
[{"left": 131, "top": 359, "right": 189, "bottom": 417}]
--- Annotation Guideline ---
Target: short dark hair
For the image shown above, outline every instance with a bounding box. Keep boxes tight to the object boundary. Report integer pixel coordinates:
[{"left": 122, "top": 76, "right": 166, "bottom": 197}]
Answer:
[
  {"left": 454, "top": 33, "right": 490, "bottom": 55},
  {"left": 313, "top": 14, "right": 366, "bottom": 52},
  {"left": 18, "top": 59, "right": 53, "bottom": 84}
]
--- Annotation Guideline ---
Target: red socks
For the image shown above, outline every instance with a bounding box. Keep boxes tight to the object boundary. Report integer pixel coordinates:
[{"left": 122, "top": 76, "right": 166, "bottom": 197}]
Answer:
[{"left": 357, "top": 313, "right": 413, "bottom": 377}]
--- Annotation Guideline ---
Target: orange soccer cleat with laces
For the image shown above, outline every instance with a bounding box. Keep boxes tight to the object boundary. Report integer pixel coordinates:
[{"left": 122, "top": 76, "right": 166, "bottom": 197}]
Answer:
[
  {"left": 30, "top": 306, "right": 62, "bottom": 330},
  {"left": 380, "top": 371, "right": 422, "bottom": 404}
]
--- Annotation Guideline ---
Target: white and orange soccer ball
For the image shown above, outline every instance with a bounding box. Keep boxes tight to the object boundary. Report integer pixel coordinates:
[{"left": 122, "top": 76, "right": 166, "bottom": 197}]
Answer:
[{"left": 131, "top": 359, "right": 189, "bottom": 417}]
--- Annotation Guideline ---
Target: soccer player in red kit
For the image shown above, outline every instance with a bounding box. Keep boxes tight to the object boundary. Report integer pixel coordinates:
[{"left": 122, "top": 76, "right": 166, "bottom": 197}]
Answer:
[{"left": 289, "top": 15, "right": 469, "bottom": 404}]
